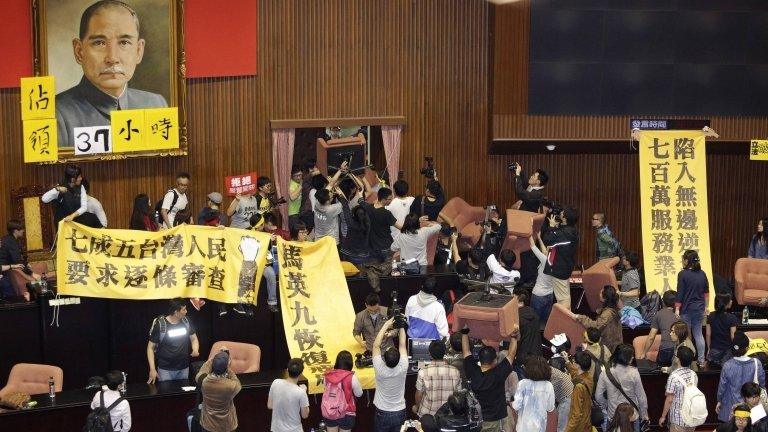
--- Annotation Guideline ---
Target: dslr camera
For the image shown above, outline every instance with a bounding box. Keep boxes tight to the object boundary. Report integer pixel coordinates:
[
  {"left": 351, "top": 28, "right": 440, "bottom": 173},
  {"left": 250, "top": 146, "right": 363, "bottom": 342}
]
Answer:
[
  {"left": 542, "top": 199, "right": 563, "bottom": 222},
  {"left": 507, "top": 162, "right": 519, "bottom": 172},
  {"left": 355, "top": 351, "right": 373, "bottom": 368},
  {"left": 420, "top": 156, "right": 436, "bottom": 179},
  {"left": 388, "top": 291, "right": 409, "bottom": 331}
]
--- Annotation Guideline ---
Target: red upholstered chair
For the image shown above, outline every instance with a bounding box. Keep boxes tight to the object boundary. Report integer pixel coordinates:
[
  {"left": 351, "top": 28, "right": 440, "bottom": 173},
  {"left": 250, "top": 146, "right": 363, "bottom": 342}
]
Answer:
[
  {"left": 501, "top": 209, "right": 546, "bottom": 270},
  {"left": 7, "top": 262, "right": 50, "bottom": 300},
  {"left": 581, "top": 257, "right": 620, "bottom": 312},
  {"left": 632, "top": 335, "right": 661, "bottom": 362},
  {"left": 0, "top": 363, "right": 63, "bottom": 398},
  {"left": 544, "top": 304, "right": 586, "bottom": 354},
  {"left": 745, "top": 330, "right": 768, "bottom": 341},
  {"left": 451, "top": 293, "right": 519, "bottom": 342},
  {"left": 209, "top": 341, "right": 261, "bottom": 374},
  {"left": 735, "top": 258, "right": 768, "bottom": 307},
  {"left": 439, "top": 198, "right": 486, "bottom": 245}
]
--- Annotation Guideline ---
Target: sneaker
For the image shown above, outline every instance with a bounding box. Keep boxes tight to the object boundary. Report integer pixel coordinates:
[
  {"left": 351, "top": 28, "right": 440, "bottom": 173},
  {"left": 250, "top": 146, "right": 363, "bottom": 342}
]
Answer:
[
  {"left": 268, "top": 304, "right": 279, "bottom": 313},
  {"left": 233, "top": 304, "right": 247, "bottom": 314},
  {"left": 218, "top": 305, "right": 227, "bottom": 317}
]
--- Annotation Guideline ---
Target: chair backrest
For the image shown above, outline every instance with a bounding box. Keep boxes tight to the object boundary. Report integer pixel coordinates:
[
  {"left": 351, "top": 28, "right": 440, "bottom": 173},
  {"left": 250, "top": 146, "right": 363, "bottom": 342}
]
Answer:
[
  {"left": 441, "top": 197, "right": 486, "bottom": 245},
  {"left": 543, "top": 304, "right": 586, "bottom": 354},
  {"left": 209, "top": 341, "right": 261, "bottom": 374},
  {"left": 0, "top": 363, "right": 63, "bottom": 397},
  {"left": 632, "top": 335, "right": 661, "bottom": 362},
  {"left": 501, "top": 210, "right": 546, "bottom": 268},
  {"left": 581, "top": 257, "right": 620, "bottom": 312},
  {"left": 745, "top": 331, "right": 768, "bottom": 341}
]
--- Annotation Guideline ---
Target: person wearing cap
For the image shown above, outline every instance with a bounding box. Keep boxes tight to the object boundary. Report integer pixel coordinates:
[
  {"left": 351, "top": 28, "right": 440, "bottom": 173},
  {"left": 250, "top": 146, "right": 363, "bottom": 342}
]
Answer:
[
  {"left": 196, "top": 347, "right": 242, "bottom": 432},
  {"left": 198, "top": 192, "right": 228, "bottom": 227},
  {"left": 717, "top": 331, "right": 766, "bottom": 423}
]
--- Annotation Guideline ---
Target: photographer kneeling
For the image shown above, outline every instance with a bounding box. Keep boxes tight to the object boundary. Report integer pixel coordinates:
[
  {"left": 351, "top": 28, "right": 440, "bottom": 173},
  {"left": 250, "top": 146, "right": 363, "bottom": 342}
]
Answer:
[
  {"left": 373, "top": 317, "right": 409, "bottom": 432},
  {"left": 542, "top": 207, "right": 579, "bottom": 310}
]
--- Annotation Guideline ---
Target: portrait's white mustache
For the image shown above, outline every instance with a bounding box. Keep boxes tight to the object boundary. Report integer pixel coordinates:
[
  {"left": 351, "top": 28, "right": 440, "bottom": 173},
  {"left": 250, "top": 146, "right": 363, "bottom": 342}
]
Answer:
[{"left": 101, "top": 66, "right": 125, "bottom": 74}]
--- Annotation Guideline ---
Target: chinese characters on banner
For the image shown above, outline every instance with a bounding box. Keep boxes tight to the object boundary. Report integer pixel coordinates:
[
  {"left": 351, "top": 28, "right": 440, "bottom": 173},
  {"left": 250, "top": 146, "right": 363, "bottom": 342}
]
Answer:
[
  {"left": 638, "top": 130, "right": 714, "bottom": 308},
  {"left": 750, "top": 140, "right": 768, "bottom": 161},
  {"left": 225, "top": 172, "right": 258, "bottom": 196},
  {"left": 20, "top": 76, "right": 58, "bottom": 162},
  {"left": 277, "top": 237, "right": 375, "bottom": 394},
  {"left": 110, "top": 107, "right": 179, "bottom": 153},
  {"left": 56, "top": 221, "right": 270, "bottom": 304}
]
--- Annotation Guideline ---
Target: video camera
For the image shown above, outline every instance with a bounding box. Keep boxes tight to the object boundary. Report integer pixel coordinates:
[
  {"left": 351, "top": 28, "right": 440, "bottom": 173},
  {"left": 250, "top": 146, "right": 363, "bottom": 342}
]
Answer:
[
  {"left": 388, "top": 290, "right": 409, "bottom": 331},
  {"left": 420, "top": 156, "right": 436, "bottom": 180},
  {"left": 355, "top": 351, "right": 373, "bottom": 368},
  {"left": 541, "top": 198, "right": 563, "bottom": 223}
]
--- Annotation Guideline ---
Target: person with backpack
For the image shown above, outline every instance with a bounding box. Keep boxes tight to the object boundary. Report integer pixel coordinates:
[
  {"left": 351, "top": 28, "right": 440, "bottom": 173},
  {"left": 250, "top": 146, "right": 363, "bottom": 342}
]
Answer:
[
  {"left": 659, "top": 346, "right": 707, "bottom": 431},
  {"left": 717, "top": 332, "right": 766, "bottom": 423},
  {"left": 159, "top": 172, "right": 190, "bottom": 228},
  {"left": 196, "top": 348, "right": 242, "bottom": 432},
  {"left": 322, "top": 351, "right": 363, "bottom": 432},
  {"left": 87, "top": 370, "right": 130, "bottom": 431},
  {"left": 146, "top": 298, "right": 199, "bottom": 384},
  {"left": 594, "top": 344, "right": 649, "bottom": 431}
]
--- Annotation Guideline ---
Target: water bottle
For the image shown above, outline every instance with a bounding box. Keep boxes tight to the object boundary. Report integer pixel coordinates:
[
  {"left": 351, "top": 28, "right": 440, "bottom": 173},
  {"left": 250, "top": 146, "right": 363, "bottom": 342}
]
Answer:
[
  {"left": 48, "top": 377, "right": 55, "bottom": 399},
  {"left": 743, "top": 306, "right": 750, "bottom": 325},
  {"left": 40, "top": 273, "right": 49, "bottom": 294},
  {"left": 120, "top": 372, "right": 127, "bottom": 396}
]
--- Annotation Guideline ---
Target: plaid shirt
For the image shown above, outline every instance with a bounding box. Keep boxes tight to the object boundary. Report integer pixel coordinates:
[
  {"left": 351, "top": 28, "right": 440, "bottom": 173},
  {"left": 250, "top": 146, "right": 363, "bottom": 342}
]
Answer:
[
  {"left": 666, "top": 367, "right": 697, "bottom": 427},
  {"left": 415, "top": 361, "right": 462, "bottom": 416}
]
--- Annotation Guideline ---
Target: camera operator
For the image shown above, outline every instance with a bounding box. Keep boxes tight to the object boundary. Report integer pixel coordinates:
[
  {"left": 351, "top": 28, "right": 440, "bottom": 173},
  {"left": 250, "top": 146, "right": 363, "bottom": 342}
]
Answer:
[
  {"left": 486, "top": 250, "right": 520, "bottom": 289},
  {"left": 373, "top": 317, "right": 409, "bottom": 432},
  {"left": 353, "top": 293, "right": 391, "bottom": 353},
  {"left": 510, "top": 163, "right": 548, "bottom": 213},
  {"left": 542, "top": 207, "right": 579, "bottom": 310},
  {"left": 405, "top": 277, "right": 449, "bottom": 340}
]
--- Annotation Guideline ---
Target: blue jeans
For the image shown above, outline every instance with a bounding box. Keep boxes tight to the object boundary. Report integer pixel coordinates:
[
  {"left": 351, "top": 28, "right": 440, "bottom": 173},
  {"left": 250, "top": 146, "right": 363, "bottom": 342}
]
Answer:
[
  {"left": 680, "top": 310, "right": 705, "bottom": 364},
  {"left": 157, "top": 367, "right": 189, "bottom": 382},
  {"left": 374, "top": 408, "right": 406, "bottom": 432},
  {"left": 531, "top": 293, "right": 554, "bottom": 323},
  {"left": 263, "top": 266, "right": 277, "bottom": 305},
  {"left": 557, "top": 396, "right": 571, "bottom": 432}
]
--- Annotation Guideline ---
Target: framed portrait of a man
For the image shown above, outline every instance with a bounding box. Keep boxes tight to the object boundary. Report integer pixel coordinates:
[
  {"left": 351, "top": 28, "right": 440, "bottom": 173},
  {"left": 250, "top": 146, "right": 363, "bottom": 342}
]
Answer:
[{"left": 32, "top": 0, "right": 187, "bottom": 161}]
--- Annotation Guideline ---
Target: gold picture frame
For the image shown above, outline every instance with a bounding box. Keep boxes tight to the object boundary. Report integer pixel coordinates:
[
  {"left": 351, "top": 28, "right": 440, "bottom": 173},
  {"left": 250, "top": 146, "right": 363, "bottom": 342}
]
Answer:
[{"left": 31, "top": 0, "right": 187, "bottom": 163}]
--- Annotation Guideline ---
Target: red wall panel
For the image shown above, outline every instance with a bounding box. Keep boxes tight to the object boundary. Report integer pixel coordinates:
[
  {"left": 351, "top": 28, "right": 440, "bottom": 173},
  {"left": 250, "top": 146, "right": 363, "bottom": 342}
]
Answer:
[{"left": 0, "top": 0, "right": 32, "bottom": 88}]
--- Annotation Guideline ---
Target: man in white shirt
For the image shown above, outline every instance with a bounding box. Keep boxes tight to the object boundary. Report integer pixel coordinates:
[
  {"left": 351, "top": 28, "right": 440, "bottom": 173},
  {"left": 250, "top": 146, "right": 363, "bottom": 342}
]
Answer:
[
  {"left": 372, "top": 317, "right": 409, "bottom": 432},
  {"left": 486, "top": 250, "right": 521, "bottom": 291},
  {"left": 90, "top": 370, "right": 131, "bottom": 431},
  {"left": 160, "top": 172, "right": 190, "bottom": 228},
  {"left": 268, "top": 358, "right": 310, "bottom": 432},
  {"left": 385, "top": 180, "right": 414, "bottom": 238}
]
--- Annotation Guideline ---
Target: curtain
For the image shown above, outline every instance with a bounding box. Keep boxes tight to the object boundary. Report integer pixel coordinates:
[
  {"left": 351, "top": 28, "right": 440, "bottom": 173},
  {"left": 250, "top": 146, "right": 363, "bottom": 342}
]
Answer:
[
  {"left": 271, "top": 128, "right": 295, "bottom": 230},
  {"left": 381, "top": 125, "right": 403, "bottom": 185}
]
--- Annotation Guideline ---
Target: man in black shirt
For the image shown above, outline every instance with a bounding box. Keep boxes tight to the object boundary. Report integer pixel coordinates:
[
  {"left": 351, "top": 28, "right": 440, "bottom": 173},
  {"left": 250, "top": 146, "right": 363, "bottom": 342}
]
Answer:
[
  {"left": 542, "top": 207, "right": 579, "bottom": 310},
  {"left": 411, "top": 180, "right": 445, "bottom": 221},
  {"left": 0, "top": 220, "right": 42, "bottom": 299},
  {"left": 514, "top": 290, "right": 542, "bottom": 367},
  {"left": 147, "top": 298, "right": 200, "bottom": 384},
  {"left": 461, "top": 327, "right": 516, "bottom": 431},
  {"left": 360, "top": 188, "right": 402, "bottom": 292},
  {"left": 511, "top": 163, "right": 548, "bottom": 213}
]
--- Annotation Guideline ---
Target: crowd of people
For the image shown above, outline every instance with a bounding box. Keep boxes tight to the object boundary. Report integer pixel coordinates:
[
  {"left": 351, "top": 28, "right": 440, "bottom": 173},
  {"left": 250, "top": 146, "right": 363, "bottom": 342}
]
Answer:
[{"left": 4, "top": 161, "right": 768, "bottom": 432}]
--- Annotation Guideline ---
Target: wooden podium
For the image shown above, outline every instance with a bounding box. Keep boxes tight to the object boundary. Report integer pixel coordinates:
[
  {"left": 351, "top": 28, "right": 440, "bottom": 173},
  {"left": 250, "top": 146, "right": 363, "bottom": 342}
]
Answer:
[{"left": 316, "top": 133, "right": 367, "bottom": 175}]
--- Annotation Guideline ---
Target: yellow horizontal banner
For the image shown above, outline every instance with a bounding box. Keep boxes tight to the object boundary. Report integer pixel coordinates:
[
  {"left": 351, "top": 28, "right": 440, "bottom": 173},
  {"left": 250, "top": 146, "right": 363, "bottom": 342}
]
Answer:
[{"left": 56, "top": 221, "right": 270, "bottom": 303}]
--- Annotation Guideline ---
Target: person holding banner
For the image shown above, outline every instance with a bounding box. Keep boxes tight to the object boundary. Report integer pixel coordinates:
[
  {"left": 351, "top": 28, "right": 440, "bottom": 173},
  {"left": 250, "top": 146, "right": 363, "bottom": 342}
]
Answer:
[
  {"left": 159, "top": 172, "right": 190, "bottom": 228},
  {"left": 42, "top": 164, "right": 101, "bottom": 228},
  {"left": 675, "top": 250, "right": 709, "bottom": 367}
]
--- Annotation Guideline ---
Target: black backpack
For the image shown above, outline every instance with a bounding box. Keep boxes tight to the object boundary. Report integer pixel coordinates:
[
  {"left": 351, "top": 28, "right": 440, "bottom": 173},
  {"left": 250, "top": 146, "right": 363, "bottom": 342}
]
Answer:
[
  {"left": 83, "top": 391, "right": 124, "bottom": 432},
  {"left": 154, "top": 189, "right": 179, "bottom": 225},
  {"left": 640, "top": 291, "right": 662, "bottom": 323},
  {"left": 150, "top": 315, "right": 191, "bottom": 346}
]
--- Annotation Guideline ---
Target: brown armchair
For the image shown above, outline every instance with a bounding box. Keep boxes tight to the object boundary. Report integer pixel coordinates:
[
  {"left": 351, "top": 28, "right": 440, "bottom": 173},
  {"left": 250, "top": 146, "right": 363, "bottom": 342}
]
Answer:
[
  {"left": 544, "top": 303, "right": 586, "bottom": 354},
  {"left": 735, "top": 258, "right": 768, "bottom": 307},
  {"left": 633, "top": 335, "right": 661, "bottom": 362},
  {"left": 0, "top": 363, "right": 63, "bottom": 398},
  {"left": 501, "top": 209, "right": 546, "bottom": 270},
  {"left": 581, "top": 257, "right": 620, "bottom": 312},
  {"left": 208, "top": 341, "right": 261, "bottom": 374},
  {"left": 429, "top": 197, "right": 485, "bottom": 265}
]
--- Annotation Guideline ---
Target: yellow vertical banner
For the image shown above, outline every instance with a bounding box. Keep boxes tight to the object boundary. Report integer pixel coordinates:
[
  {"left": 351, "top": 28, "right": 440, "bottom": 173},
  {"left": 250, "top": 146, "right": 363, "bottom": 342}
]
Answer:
[
  {"left": 111, "top": 109, "right": 146, "bottom": 153},
  {"left": 277, "top": 237, "right": 375, "bottom": 394},
  {"left": 20, "top": 76, "right": 55, "bottom": 120},
  {"left": 750, "top": 140, "right": 768, "bottom": 161},
  {"left": 56, "top": 222, "right": 271, "bottom": 304},
  {"left": 23, "top": 118, "right": 58, "bottom": 163},
  {"left": 638, "top": 130, "right": 714, "bottom": 308},
  {"left": 145, "top": 107, "right": 179, "bottom": 150}
]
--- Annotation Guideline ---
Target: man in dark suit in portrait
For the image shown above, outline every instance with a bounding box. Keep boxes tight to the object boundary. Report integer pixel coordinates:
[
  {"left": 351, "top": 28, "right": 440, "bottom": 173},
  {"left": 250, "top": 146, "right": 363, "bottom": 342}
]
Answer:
[{"left": 56, "top": 0, "right": 167, "bottom": 147}]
